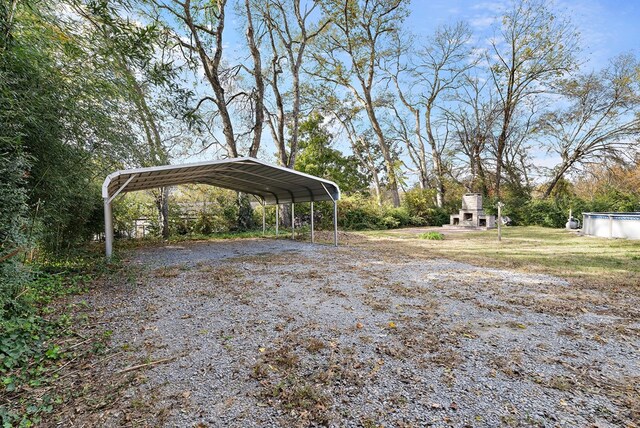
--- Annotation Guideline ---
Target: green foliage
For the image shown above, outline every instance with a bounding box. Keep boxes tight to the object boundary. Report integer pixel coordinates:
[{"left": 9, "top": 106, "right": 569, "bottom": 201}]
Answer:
[
  {"left": 488, "top": 180, "right": 640, "bottom": 229},
  {"left": 335, "top": 195, "right": 425, "bottom": 230},
  {"left": 519, "top": 199, "right": 567, "bottom": 228},
  {"left": 419, "top": 232, "right": 444, "bottom": 240},
  {"left": 0, "top": 151, "right": 32, "bottom": 320},
  {"left": 0, "top": 252, "right": 113, "bottom": 426},
  {"left": 237, "top": 193, "right": 255, "bottom": 232},
  {"left": 295, "top": 112, "right": 370, "bottom": 194},
  {"left": 402, "top": 188, "right": 450, "bottom": 226},
  {"left": 0, "top": 0, "right": 137, "bottom": 255},
  {"left": 337, "top": 195, "right": 385, "bottom": 230},
  {"left": 171, "top": 186, "right": 239, "bottom": 235}
]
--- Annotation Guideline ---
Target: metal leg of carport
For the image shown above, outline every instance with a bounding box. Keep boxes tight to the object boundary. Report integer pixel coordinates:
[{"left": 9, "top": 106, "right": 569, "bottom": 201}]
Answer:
[
  {"left": 104, "top": 174, "right": 137, "bottom": 258},
  {"left": 104, "top": 198, "right": 114, "bottom": 258},
  {"left": 319, "top": 184, "right": 338, "bottom": 247}
]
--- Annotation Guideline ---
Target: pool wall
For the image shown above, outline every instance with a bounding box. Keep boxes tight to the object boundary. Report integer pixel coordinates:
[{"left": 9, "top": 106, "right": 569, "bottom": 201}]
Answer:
[{"left": 582, "top": 212, "right": 640, "bottom": 240}]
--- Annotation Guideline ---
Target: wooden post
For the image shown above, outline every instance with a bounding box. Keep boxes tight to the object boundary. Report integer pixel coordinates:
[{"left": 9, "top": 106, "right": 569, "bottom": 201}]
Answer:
[{"left": 497, "top": 202, "right": 504, "bottom": 242}]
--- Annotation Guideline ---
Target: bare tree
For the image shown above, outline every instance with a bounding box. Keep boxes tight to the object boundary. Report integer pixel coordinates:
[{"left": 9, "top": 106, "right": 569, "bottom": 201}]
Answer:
[
  {"left": 309, "top": 0, "right": 409, "bottom": 206},
  {"left": 384, "top": 23, "right": 473, "bottom": 206},
  {"left": 152, "top": 0, "right": 262, "bottom": 157},
  {"left": 448, "top": 76, "right": 499, "bottom": 194},
  {"left": 415, "top": 23, "right": 473, "bottom": 206},
  {"left": 488, "top": 0, "right": 580, "bottom": 197},
  {"left": 257, "top": 0, "right": 329, "bottom": 168},
  {"left": 243, "top": 0, "right": 264, "bottom": 157},
  {"left": 539, "top": 54, "right": 640, "bottom": 198},
  {"left": 384, "top": 32, "right": 429, "bottom": 191}
]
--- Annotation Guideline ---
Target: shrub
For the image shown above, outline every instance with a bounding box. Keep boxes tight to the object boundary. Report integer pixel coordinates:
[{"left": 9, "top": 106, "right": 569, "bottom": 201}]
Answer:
[
  {"left": 385, "top": 207, "right": 411, "bottom": 227},
  {"left": 382, "top": 216, "right": 400, "bottom": 229},
  {"left": 338, "top": 195, "right": 385, "bottom": 230},
  {"left": 402, "top": 188, "right": 451, "bottom": 226},
  {"left": 419, "top": 231, "right": 444, "bottom": 240},
  {"left": 521, "top": 199, "right": 566, "bottom": 228},
  {"left": 403, "top": 188, "right": 436, "bottom": 218}
]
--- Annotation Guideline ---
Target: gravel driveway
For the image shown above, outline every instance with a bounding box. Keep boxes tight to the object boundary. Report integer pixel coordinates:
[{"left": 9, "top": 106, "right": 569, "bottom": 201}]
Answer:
[{"left": 60, "top": 238, "right": 639, "bottom": 427}]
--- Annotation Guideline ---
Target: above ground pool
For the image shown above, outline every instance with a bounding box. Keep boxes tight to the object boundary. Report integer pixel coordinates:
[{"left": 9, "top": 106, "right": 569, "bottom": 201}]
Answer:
[{"left": 582, "top": 212, "right": 640, "bottom": 240}]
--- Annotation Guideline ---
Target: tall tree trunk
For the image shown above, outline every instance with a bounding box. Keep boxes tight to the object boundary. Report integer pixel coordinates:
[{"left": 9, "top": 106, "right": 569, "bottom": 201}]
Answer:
[
  {"left": 279, "top": 203, "right": 291, "bottom": 228},
  {"left": 425, "top": 111, "right": 445, "bottom": 207},
  {"left": 154, "top": 187, "right": 170, "bottom": 239},
  {"left": 363, "top": 98, "right": 400, "bottom": 207},
  {"left": 245, "top": 0, "right": 263, "bottom": 157},
  {"left": 237, "top": 192, "right": 254, "bottom": 231}
]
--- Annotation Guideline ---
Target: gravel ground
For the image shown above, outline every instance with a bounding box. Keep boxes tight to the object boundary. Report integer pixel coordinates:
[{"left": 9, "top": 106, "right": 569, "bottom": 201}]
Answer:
[{"left": 58, "top": 238, "right": 639, "bottom": 427}]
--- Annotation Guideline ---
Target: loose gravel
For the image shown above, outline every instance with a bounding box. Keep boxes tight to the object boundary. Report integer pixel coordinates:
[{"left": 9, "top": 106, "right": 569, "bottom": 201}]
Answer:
[{"left": 60, "top": 238, "right": 640, "bottom": 427}]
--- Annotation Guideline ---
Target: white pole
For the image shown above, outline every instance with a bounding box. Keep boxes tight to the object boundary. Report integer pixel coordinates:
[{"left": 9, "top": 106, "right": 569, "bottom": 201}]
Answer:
[
  {"left": 310, "top": 201, "right": 315, "bottom": 243},
  {"left": 104, "top": 198, "right": 114, "bottom": 258},
  {"left": 497, "top": 202, "right": 503, "bottom": 242},
  {"left": 333, "top": 200, "right": 338, "bottom": 247},
  {"left": 275, "top": 204, "right": 279, "bottom": 237},
  {"left": 262, "top": 201, "right": 266, "bottom": 235},
  {"left": 291, "top": 203, "right": 295, "bottom": 240}
]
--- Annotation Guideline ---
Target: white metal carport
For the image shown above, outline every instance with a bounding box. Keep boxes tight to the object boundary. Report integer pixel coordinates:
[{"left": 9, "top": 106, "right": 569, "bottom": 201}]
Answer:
[{"left": 102, "top": 157, "right": 341, "bottom": 257}]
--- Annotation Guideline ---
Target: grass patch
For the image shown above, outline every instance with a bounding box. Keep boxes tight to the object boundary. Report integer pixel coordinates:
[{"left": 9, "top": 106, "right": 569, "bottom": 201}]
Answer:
[
  {"left": 418, "top": 231, "right": 444, "bottom": 240},
  {"left": 359, "top": 226, "right": 640, "bottom": 287}
]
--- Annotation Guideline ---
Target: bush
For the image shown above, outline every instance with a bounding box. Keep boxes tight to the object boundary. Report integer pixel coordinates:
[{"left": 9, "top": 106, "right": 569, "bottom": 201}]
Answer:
[
  {"left": 381, "top": 216, "right": 400, "bottom": 229},
  {"left": 402, "top": 188, "right": 451, "bottom": 226},
  {"left": 520, "top": 199, "right": 566, "bottom": 228},
  {"left": 338, "top": 195, "right": 385, "bottom": 230},
  {"left": 419, "top": 231, "right": 444, "bottom": 240},
  {"left": 403, "top": 188, "right": 436, "bottom": 218},
  {"left": 385, "top": 207, "right": 411, "bottom": 227}
]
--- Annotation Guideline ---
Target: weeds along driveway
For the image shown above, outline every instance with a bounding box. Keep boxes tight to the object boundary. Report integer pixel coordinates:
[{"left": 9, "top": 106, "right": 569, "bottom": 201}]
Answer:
[{"left": 62, "top": 238, "right": 639, "bottom": 427}]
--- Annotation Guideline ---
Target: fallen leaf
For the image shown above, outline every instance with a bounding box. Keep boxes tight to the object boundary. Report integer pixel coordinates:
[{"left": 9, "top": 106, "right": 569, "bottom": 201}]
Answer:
[
  {"left": 388, "top": 321, "right": 397, "bottom": 329},
  {"left": 356, "top": 322, "right": 364, "bottom": 329}
]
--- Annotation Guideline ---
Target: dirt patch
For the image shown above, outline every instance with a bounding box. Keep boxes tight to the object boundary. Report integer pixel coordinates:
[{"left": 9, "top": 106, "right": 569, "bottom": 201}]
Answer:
[{"left": 45, "top": 237, "right": 640, "bottom": 427}]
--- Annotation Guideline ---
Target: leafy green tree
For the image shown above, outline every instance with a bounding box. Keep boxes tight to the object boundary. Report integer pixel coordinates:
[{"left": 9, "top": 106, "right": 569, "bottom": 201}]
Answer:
[{"left": 295, "top": 113, "right": 370, "bottom": 194}]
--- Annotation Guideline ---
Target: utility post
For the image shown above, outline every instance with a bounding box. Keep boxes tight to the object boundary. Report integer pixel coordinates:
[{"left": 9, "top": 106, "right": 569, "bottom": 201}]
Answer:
[{"left": 497, "top": 201, "right": 504, "bottom": 242}]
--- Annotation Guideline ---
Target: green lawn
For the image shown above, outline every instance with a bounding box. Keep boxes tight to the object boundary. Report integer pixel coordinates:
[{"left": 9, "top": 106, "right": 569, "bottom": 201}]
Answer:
[{"left": 358, "top": 226, "right": 640, "bottom": 287}]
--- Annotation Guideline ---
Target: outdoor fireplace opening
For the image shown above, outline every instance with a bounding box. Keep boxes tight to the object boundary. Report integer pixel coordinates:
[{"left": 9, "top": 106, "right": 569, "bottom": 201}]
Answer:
[
  {"left": 464, "top": 213, "right": 473, "bottom": 221},
  {"left": 479, "top": 219, "right": 487, "bottom": 227}
]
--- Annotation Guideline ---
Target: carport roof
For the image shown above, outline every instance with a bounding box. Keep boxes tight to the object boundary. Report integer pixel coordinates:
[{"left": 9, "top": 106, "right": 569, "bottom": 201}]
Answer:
[{"left": 102, "top": 157, "right": 340, "bottom": 205}]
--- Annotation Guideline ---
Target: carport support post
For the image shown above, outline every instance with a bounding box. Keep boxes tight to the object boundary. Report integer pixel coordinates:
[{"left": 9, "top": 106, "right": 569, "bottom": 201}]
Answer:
[
  {"left": 104, "top": 198, "right": 114, "bottom": 258},
  {"left": 262, "top": 200, "right": 266, "bottom": 235},
  {"left": 275, "top": 205, "right": 279, "bottom": 237},
  {"left": 310, "top": 202, "right": 315, "bottom": 243},
  {"left": 291, "top": 203, "right": 295, "bottom": 240},
  {"left": 333, "top": 200, "right": 338, "bottom": 247}
]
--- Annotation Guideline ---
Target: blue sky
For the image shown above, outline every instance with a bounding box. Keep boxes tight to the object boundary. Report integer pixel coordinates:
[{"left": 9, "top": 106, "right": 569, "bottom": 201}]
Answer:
[
  {"left": 222, "top": 0, "right": 640, "bottom": 71},
  {"left": 404, "top": 0, "right": 640, "bottom": 70}
]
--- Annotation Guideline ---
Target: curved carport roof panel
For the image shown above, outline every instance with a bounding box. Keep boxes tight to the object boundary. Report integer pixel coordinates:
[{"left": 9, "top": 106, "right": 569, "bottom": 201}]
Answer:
[
  {"left": 102, "top": 157, "right": 341, "bottom": 257},
  {"left": 102, "top": 157, "right": 340, "bottom": 204}
]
